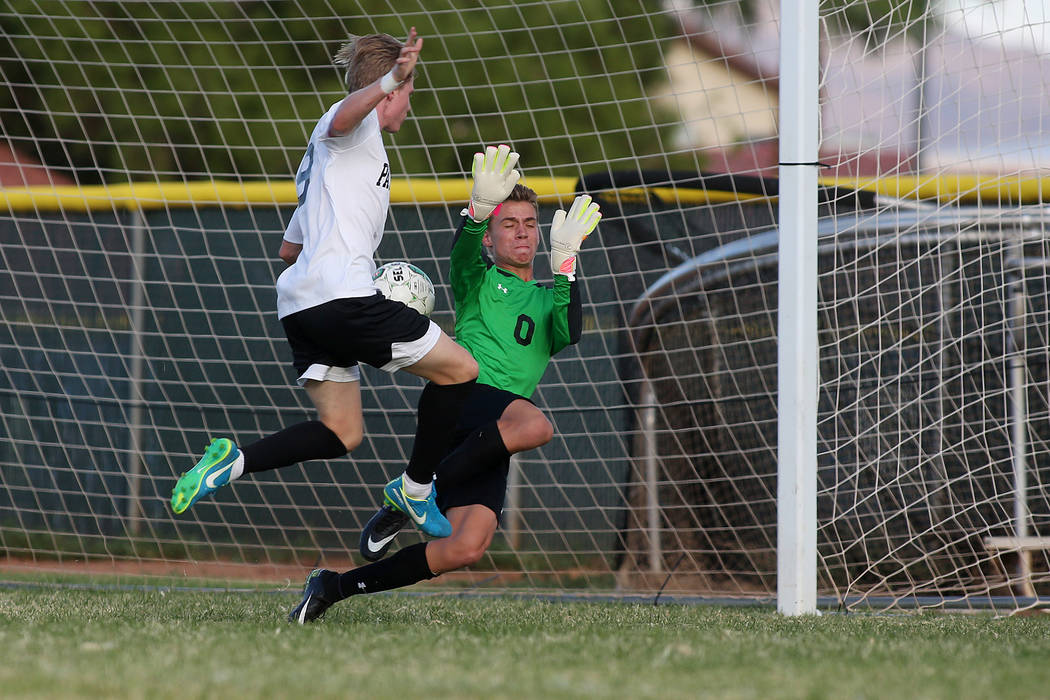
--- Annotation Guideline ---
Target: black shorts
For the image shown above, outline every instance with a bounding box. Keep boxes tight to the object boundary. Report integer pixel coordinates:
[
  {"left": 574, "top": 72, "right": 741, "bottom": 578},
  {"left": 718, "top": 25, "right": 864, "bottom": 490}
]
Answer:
[
  {"left": 281, "top": 294, "right": 435, "bottom": 379},
  {"left": 435, "top": 383, "right": 531, "bottom": 523}
]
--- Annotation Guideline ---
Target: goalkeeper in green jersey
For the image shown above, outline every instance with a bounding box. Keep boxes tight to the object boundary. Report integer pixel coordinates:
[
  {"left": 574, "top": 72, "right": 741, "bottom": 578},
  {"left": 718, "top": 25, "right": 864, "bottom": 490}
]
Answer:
[{"left": 289, "top": 145, "right": 601, "bottom": 622}]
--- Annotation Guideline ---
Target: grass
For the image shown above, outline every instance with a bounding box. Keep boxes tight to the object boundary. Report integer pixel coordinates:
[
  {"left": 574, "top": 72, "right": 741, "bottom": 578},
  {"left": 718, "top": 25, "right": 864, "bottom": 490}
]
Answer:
[{"left": 2, "top": 582, "right": 1050, "bottom": 699}]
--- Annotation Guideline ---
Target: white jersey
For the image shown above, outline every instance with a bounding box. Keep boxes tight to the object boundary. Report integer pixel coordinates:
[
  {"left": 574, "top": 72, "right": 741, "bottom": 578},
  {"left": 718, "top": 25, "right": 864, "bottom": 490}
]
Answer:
[{"left": 276, "top": 101, "right": 392, "bottom": 319}]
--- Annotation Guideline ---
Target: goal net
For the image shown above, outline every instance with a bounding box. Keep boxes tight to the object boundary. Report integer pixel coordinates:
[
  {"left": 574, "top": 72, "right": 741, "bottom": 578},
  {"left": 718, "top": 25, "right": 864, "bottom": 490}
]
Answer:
[{"left": 2, "top": 0, "right": 1049, "bottom": 612}]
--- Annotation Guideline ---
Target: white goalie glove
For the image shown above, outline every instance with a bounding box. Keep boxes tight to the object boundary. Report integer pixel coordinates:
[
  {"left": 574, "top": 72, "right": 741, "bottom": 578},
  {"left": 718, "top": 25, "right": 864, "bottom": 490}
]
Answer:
[
  {"left": 468, "top": 144, "right": 521, "bottom": 222},
  {"left": 550, "top": 194, "right": 601, "bottom": 280}
]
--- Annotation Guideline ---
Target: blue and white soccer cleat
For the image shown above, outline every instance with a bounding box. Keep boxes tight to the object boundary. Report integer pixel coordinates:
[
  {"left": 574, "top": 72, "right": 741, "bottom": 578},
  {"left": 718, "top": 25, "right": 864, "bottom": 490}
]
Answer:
[
  {"left": 383, "top": 475, "right": 452, "bottom": 538},
  {"left": 288, "top": 568, "right": 340, "bottom": 624},
  {"left": 170, "top": 437, "right": 242, "bottom": 515}
]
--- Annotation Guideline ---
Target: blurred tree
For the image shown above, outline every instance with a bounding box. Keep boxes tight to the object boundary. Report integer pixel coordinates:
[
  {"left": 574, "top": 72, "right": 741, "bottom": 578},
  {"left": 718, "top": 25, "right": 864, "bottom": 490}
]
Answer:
[
  {"left": 0, "top": 0, "right": 677, "bottom": 184},
  {"left": 695, "top": 0, "right": 931, "bottom": 36}
]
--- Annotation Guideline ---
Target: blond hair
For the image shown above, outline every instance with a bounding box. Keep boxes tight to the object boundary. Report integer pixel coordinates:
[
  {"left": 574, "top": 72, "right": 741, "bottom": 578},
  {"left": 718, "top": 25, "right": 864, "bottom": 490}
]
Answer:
[{"left": 333, "top": 33, "right": 406, "bottom": 92}]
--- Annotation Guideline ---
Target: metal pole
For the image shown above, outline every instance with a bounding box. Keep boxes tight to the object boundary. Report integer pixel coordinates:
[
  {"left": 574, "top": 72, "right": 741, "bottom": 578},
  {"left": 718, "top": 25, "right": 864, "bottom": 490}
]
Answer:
[
  {"left": 777, "top": 0, "right": 820, "bottom": 616},
  {"left": 640, "top": 381, "right": 662, "bottom": 573},
  {"left": 1007, "top": 274, "right": 1033, "bottom": 595},
  {"left": 125, "top": 209, "right": 147, "bottom": 535}
]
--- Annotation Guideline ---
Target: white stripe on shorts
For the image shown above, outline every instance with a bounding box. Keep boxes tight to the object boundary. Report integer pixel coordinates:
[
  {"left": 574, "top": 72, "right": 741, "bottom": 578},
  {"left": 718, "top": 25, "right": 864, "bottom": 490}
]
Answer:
[
  {"left": 296, "top": 363, "right": 361, "bottom": 387},
  {"left": 380, "top": 320, "right": 441, "bottom": 373}
]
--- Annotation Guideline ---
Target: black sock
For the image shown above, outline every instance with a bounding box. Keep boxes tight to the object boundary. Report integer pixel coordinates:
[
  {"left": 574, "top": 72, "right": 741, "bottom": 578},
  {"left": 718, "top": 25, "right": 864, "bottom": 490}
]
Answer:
[
  {"left": 404, "top": 379, "right": 476, "bottom": 484},
  {"left": 435, "top": 420, "right": 509, "bottom": 488},
  {"left": 335, "top": 542, "right": 435, "bottom": 600},
  {"left": 240, "top": 420, "right": 347, "bottom": 475}
]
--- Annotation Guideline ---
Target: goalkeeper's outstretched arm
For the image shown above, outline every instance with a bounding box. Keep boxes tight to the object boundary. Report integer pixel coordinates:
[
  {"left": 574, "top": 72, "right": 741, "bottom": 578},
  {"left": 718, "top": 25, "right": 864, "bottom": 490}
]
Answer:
[
  {"left": 467, "top": 144, "right": 521, "bottom": 222},
  {"left": 550, "top": 194, "right": 601, "bottom": 353},
  {"left": 550, "top": 194, "right": 601, "bottom": 281}
]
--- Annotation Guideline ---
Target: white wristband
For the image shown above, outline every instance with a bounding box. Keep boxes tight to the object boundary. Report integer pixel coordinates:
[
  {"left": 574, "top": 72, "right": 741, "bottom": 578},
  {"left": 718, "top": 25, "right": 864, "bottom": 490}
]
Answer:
[{"left": 380, "top": 70, "right": 402, "bottom": 94}]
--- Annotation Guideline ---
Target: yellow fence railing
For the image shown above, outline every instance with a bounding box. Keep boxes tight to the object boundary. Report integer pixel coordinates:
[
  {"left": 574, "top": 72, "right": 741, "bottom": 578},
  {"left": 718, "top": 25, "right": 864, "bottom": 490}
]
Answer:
[{"left": 3, "top": 174, "right": 1050, "bottom": 213}]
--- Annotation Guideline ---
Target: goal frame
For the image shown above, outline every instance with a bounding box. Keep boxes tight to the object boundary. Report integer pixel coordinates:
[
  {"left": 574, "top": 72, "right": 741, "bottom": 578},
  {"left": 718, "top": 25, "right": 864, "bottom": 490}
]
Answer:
[{"left": 777, "top": 0, "right": 819, "bottom": 616}]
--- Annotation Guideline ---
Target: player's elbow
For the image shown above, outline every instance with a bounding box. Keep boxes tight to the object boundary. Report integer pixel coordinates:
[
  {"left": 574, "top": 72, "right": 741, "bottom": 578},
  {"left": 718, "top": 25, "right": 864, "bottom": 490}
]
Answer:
[{"left": 279, "top": 240, "right": 302, "bottom": 266}]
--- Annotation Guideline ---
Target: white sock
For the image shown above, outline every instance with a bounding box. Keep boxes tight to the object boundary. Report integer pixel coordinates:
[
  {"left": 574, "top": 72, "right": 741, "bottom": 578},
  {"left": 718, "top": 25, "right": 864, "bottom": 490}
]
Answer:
[
  {"left": 228, "top": 453, "right": 245, "bottom": 482},
  {"left": 401, "top": 473, "right": 432, "bottom": 499}
]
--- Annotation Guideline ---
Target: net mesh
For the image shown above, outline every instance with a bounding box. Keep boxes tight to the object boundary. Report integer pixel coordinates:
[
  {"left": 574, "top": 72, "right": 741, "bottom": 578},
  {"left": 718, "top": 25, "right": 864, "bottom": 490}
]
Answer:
[{"left": 3, "top": 0, "right": 1050, "bottom": 611}]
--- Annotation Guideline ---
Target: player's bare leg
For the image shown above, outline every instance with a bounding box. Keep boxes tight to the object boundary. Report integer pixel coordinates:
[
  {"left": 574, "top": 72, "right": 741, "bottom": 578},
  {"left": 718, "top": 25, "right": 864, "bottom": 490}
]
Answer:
[
  {"left": 380, "top": 332, "right": 478, "bottom": 538},
  {"left": 173, "top": 379, "right": 361, "bottom": 515},
  {"left": 423, "top": 504, "right": 497, "bottom": 573},
  {"left": 495, "top": 400, "right": 552, "bottom": 453},
  {"left": 401, "top": 332, "right": 477, "bottom": 385},
  {"left": 304, "top": 378, "right": 364, "bottom": 451}
]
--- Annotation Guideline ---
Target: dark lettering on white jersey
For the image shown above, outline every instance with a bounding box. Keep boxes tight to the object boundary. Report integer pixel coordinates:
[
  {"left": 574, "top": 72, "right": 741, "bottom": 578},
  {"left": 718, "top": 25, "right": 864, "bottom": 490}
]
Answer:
[{"left": 376, "top": 162, "right": 391, "bottom": 189}]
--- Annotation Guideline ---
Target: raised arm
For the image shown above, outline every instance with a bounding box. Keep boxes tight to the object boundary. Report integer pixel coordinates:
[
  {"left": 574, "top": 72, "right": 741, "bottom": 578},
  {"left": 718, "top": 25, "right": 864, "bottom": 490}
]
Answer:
[
  {"left": 451, "top": 145, "right": 522, "bottom": 300},
  {"left": 550, "top": 194, "right": 601, "bottom": 282},
  {"left": 449, "top": 216, "right": 489, "bottom": 302},
  {"left": 328, "top": 28, "right": 422, "bottom": 137},
  {"left": 550, "top": 195, "right": 601, "bottom": 353}
]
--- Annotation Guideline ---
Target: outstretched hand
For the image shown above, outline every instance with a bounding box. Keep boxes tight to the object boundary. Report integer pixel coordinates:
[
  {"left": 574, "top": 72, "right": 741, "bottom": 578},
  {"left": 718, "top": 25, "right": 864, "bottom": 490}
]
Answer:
[
  {"left": 550, "top": 195, "right": 601, "bottom": 280},
  {"left": 392, "top": 27, "right": 423, "bottom": 83},
  {"left": 468, "top": 144, "right": 521, "bottom": 222}
]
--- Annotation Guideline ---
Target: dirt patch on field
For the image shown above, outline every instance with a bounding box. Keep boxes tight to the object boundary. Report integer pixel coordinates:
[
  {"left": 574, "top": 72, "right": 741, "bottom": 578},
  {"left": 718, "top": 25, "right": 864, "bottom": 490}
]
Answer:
[
  {"left": 0, "top": 556, "right": 338, "bottom": 586},
  {"left": 0, "top": 556, "right": 528, "bottom": 589}
]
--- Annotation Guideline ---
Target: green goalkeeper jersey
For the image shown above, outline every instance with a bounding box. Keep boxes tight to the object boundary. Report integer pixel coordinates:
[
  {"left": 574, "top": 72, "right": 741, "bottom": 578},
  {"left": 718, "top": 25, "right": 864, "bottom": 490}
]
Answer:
[{"left": 450, "top": 216, "right": 581, "bottom": 398}]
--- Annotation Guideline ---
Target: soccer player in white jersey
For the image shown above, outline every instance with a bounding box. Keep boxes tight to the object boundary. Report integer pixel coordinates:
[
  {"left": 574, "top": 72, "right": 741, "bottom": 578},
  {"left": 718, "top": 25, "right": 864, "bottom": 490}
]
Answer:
[{"left": 170, "top": 29, "right": 511, "bottom": 539}]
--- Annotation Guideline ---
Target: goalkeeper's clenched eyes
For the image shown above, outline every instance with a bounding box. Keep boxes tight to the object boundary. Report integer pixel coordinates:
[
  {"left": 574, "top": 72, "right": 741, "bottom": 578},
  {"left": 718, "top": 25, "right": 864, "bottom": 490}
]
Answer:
[{"left": 499, "top": 217, "right": 537, "bottom": 231}]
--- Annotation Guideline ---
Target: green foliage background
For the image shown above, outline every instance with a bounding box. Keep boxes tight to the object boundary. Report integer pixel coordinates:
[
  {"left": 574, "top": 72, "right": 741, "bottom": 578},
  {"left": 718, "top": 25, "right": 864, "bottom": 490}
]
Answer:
[{"left": 0, "top": 0, "right": 678, "bottom": 184}]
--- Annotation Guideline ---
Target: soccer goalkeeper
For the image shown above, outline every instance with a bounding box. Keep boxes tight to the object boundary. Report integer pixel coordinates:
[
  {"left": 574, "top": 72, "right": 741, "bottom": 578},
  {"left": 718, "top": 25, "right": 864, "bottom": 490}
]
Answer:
[{"left": 288, "top": 145, "right": 601, "bottom": 623}]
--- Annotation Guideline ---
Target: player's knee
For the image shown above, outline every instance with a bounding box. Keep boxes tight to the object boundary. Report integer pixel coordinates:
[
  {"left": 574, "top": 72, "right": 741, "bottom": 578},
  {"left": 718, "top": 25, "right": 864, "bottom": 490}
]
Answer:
[
  {"left": 320, "top": 418, "right": 362, "bottom": 452},
  {"left": 517, "top": 413, "right": 553, "bottom": 450},
  {"left": 457, "top": 544, "right": 487, "bottom": 568},
  {"left": 453, "top": 353, "right": 479, "bottom": 383},
  {"left": 531, "top": 414, "right": 554, "bottom": 446},
  {"left": 446, "top": 536, "right": 488, "bottom": 568},
  {"left": 340, "top": 428, "right": 363, "bottom": 452}
]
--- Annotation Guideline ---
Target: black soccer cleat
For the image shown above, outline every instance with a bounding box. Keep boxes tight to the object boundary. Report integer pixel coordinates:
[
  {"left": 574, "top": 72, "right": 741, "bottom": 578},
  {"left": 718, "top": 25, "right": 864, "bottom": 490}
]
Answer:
[
  {"left": 360, "top": 504, "right": 410, "bottom": 562},
  {"left": 288, "top": 568, "right": 340, "bottom": 624}
]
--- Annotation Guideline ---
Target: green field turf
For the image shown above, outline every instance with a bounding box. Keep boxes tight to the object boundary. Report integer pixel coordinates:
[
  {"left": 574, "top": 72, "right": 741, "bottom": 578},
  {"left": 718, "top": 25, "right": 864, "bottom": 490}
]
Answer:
[{"left": 2, "top": 581, "right": 1050, "bottom": 699}]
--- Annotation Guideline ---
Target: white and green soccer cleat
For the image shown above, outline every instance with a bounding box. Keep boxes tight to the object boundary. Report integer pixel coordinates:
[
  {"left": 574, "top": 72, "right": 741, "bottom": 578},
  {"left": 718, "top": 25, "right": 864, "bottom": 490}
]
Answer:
[{"left": 170, "top": 438, "right": 242, "bottom": 515}]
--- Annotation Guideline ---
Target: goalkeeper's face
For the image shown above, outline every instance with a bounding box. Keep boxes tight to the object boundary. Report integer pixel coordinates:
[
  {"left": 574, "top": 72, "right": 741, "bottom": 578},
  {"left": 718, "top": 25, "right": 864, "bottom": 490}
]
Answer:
[{"left": 484, "top": 200, "right": 539, "bottom": 278}]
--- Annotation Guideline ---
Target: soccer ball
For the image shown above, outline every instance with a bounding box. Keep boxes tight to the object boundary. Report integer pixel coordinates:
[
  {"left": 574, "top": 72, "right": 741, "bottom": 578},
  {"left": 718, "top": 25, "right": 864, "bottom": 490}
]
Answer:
[{"left": 373, "top": 261, "right": 436, "bottom": 317}]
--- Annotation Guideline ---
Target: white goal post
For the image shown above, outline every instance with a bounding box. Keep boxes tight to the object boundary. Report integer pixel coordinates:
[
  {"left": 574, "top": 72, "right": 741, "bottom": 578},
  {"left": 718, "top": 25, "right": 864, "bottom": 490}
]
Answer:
[
  {"left": 4, "top": 1, "right": 1050, "bottom": 614},
  {"left": 777, "top": 0, "right": 819, "bottom": 616}
]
